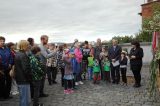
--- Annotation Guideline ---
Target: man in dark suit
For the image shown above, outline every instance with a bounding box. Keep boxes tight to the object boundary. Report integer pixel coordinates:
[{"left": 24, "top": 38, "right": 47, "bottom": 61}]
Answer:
[{"left": 108, "top": 39, "right": 122, "bottom": 84}]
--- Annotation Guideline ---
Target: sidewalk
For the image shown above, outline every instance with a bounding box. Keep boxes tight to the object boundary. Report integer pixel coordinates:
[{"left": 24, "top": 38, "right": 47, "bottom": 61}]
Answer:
[{"left": 0, "top": 66, "right": 160, "bottom": 106}]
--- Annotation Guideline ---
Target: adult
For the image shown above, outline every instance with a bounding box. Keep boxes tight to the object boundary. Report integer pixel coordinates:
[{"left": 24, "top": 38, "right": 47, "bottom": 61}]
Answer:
[
  {"left": 108, "top": 39, "right": 122, "bottom": 84},
  {"left": 46, "top": 43, "right": 58, "bottom": 85},
  {"left": 27, "top": 38, "right": 34, "bottom": 47},
  {"left": 71, "top": 39, "right": 78, "bottom": 49},
  {"left": 0, "top": 36, "right": 13, "bottom": 100},
  {"left": 7, "top": 42, "right": 19, "bottom": 95},
  {"left": 82, "top": 41, "right": 90, "bottom": 80},
  {"left": 57, "top": 45, "right": 65, "bottom": 87},
  {"left": 39, "top": 35, "right": 56, "bottom": 97},
  {"left": 94, "top": 38, "right": 103, "bottom": 79},
  {"left": 129, "top": 41, "right": 144, "bottom": 88},
  {"left": 74, "top": 42, "right": 83, "bottom": 85},
  {"left": 15, "top": 40, "right": 32, "bottom": 106}
]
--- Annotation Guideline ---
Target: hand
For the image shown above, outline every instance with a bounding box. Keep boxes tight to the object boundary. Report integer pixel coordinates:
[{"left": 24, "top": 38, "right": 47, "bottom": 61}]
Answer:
[
  {"left": 112, "top": 59, "right": 116, "bottom": 62},
  {"left": 131, "top": 56, "right": 136, "bottom": 59},
  {"left": 8, "top": 64, "right": 12, "bottom": 69},
  {"left": 0, "top": 70, "right": 4, "bottom": 75}
]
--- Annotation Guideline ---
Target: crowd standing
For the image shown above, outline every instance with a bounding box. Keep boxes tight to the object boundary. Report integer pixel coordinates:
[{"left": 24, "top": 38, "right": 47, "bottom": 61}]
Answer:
[{"left": 0, "top": 35, "right": 144, "bottom": 106}]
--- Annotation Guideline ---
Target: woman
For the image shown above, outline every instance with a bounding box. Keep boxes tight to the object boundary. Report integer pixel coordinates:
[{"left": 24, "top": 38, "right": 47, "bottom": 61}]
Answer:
[
  {"left": 0, "top": 36, "right": 13, "bottom": 100},
  {"left": 15, "top": 40, "right": 32, "bottom": 106},
  {"left": 74, "top": 42, "right": 83, "bottom": 85},
  {"left": 129, "top": 41, "right": 144, "bottom": 88},
  {"left": 7, "top": 42, "right": 19, "bottom": 95},
  {"left": 57, "top": 45, "right": 65, "bottom": 87}
]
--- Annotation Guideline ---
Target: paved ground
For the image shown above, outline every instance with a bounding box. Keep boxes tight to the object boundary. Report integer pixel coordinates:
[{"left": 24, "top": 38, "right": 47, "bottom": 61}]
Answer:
[{"left": 0, "top": 66, "right": 160, "bottom": 106}]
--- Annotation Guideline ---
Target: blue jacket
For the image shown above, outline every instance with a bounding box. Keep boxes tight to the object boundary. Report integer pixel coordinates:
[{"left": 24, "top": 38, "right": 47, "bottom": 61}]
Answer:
[{"left": 0, "top": 47, "right": 13, "bottom": 70}]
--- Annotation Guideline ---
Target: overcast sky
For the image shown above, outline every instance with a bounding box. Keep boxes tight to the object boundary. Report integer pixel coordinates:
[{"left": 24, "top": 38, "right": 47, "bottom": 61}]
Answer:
[{"left": 0, "top": 0, "right": 144, "bottom": 43}]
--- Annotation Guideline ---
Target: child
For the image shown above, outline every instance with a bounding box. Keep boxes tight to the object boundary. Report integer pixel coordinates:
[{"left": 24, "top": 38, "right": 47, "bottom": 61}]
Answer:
[
  {"left": 100, "top": 47, "right": 108, "bottom": 81},
  {"left": 93, "top": 59, "right": 101, "bottom": 84},
  {"left": 119, "top": 51, "right": 128, "bottom": 86},
  {"left": 87, "top": 54, "right": 94, "bottom": 80},
  {"left": 29, "top": 46, "right": 44, "bottom": 106},
  {"left": 63, "top": 50, "right": 74, "bottom": 94},
  {"left": 102, "top": 55, "right": 111, "bottom": 83},
  {"left": 46, "top": 43, "right": 57, "bottom": 85}
]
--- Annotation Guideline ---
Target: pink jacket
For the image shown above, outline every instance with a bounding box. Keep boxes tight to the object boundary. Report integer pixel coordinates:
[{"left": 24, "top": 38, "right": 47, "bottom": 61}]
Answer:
[{"left": 74, "top": 48, "right": 83, "bottom": 63}]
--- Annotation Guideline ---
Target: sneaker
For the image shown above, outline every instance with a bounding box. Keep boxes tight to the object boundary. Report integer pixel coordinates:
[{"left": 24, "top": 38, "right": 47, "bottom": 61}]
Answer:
[
  {"left": 68, "top": 89, "right": 74, "bottom": 93},
  {"left": 39, "top": 93, "right": 49, "bottom": 98},
  {"left": 75, "top": 82, "right": 79, "bottom": 86},
  {"left": 64, "top": 90, "right": 70, "bottom": 94},
  {"left": 12, "top": 91, "right": 19, "bottom": 95},
  {"left": 79, "top": 81, "right": 84, "bottom": 85}
]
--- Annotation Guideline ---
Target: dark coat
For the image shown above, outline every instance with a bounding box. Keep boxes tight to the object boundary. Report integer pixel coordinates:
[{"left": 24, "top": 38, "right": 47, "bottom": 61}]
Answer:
[
  {"left": 119, "top": 57, "right": 128, "bottom": 66},
  {"left": 129, "top": 47, "right": 144, "bottom": 69},
  {"left": 15, "top": 50, "right": 32, "bottom": 84},
  {"left": 108, "top": 45, "right": 122, "bottom": 61}
]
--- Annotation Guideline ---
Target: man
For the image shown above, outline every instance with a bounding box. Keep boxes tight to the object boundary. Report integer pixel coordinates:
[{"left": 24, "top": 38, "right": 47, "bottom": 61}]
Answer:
[
  {"left": 0, "top": 36, "right": 13, "bottom": 100},
  {"left": 108, "top": 39, "right": 122, "bottom": 84},
  {"left": 94, "top": 38, "right": 103, "bottom": 79},
  {"left": 39, "top": 35, "right": 57, "bottom": 97},
  {"left": 82, "top": 41, "right": 90, "bottom": 80}
]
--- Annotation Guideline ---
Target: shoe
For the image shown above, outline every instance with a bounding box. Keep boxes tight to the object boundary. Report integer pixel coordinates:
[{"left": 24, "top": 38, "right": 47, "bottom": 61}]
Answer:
[
  {"left": 0, "top": 98, "right": 6, "bottom": 101},
  {"left": 64, "top": 90, "right": 70, "bottom": 94},
  {"left": 68, "top": 89, "right": 74, "bottom": 93},
  {"left": 112, "top": 81, "right": 116, "bottom": 84},
  {"left": 49, "top": 82, "right": 52, "bottom": 85},
  {"left": 34, "top": 103, "right": 44, "bottom": 106},
  {"left": 39, "top": 94, "right": 49, "bottom": 98},
  {"left": 79, "top": 81, "right": 84, "bottom": 85},
  {"left": 52, "top": 81, "right": 57, "bottom": 84},
  {"left": 75, "top": 82, "right": 79, "bottom": 86},
  {"left": 3, "top": 96, "right": 13, "bottom": 100},
  {"left": 135, "top": 84, "right": 141, "bottom": 88},
  {"left": 12, "top": 91, "right": 19, "bottom": 95}
]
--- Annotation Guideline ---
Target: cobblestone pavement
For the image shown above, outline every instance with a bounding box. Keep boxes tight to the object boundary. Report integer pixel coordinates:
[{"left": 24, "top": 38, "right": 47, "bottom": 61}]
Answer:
[{"left": 0, "top": 66, "right": 160, "bottom": 106}]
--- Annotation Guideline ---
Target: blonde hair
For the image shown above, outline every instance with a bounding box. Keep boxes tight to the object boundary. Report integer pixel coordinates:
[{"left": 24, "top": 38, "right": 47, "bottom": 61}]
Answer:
[{"left": 18, "top": 40, "right": 29, "bottom": 51}]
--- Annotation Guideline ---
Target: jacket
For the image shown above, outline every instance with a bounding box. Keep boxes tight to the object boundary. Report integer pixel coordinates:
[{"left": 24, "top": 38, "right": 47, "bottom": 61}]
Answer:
[
  {"left": 74, "top": 48, "right": 83, "bottom": 63},
  {"left": 129, "top": 47, "right": 144, "bottom": 66},
  {"left": 0, "top": 47, "right": 13, "bottom": 70},
  {"left": 39, "top": 44, "right": 56, "bottom": 65},
  {"left": 15, "top": 50, "right": 32, "bottom": 84},
  {"left": 119, "top": 56, "right": 128, "bottom": 68},
  {"left": 29, "top": 55, "right": 44, "bottom": 81},
  {"left": 108, "top": 45, "right": 122, "bottom": 61},
  {"left": 63, "top": 56, "right": 73, "bottom": 75},
  {"left": 94, "top": 45, "right": 102, "bottom": 60}
]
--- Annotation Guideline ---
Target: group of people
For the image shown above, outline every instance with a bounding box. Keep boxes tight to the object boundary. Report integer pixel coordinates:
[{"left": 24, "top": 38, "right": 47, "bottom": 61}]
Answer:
[{"left": 0, "top": 35, "right": 144, "bottom": 106}]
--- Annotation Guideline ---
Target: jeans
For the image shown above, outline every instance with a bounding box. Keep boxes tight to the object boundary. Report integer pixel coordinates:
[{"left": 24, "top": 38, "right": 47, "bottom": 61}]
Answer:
[
  {"left": 64, "top": 80, "right": 73, "bottom": 90},
  {"left": 111, "top": 64, "right": 120, "bottom": 83},
  {"left": 131, "top": 66, "right": 142, "bottom": 85},
  {"left": 104, "top": 71, "right": 111, "bottom": 82},
  {"left": 87, "top": 67, "right": 93, "bottom": 80},
  {"left": 47, "top": 67, "right": 57, "bottom": 84},
  {"left": 0, "top": 69, "right": 12, "bottom": 99},
  {"left": 18, "top": 84, "right": 31, "bottom": 106},
  {"left": 11, "top": 78, "right": 18, "bottom": 94},
  {"left": 120, "top": 68, "right": 127, "bottom": 83},
  {"left": 32, "top": 81, "right": 41, "bottom": 106}
]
